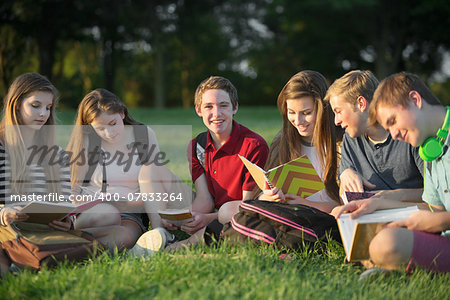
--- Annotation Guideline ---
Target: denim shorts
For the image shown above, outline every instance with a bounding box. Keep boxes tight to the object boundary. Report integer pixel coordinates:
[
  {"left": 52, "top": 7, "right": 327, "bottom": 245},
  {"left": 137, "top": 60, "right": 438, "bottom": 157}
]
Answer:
[{"left": 120, "top": 212, "right": 148, "bottom": 233}]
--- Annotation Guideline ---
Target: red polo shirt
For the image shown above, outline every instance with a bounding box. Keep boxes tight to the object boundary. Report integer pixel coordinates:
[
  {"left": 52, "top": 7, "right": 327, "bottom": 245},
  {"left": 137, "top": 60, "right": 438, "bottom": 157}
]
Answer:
[{"left": 189, "top": 121, "right": 269, "bottom": 209}]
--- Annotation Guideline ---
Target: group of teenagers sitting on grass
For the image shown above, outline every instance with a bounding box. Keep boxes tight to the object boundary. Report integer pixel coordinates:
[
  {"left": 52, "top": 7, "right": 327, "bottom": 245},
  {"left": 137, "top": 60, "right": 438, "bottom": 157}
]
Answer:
[{"left": 0, "top": 69, "right": 449, "bottom": 277}]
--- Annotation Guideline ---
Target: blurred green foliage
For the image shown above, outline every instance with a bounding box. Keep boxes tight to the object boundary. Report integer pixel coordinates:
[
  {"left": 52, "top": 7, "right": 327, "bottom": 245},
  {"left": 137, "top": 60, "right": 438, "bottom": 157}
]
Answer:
[{"left": 1, "top": 0, "right": 450, "bottom": 108}]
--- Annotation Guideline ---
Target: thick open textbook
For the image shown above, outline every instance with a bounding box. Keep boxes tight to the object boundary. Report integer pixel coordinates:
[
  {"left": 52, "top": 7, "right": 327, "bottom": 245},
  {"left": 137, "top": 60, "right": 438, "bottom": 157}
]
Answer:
[
  {"left": 20, "top": 199, "right": 102, "bottom": 224},
  {"left": 337, "top": 205, "right": 419, "bottom": 262},
  {"left": 158, "top": 208, "right": 193, "bottom": 226},
  {"left": 238, "top": 155, "right": 324, "bottom": 198}
]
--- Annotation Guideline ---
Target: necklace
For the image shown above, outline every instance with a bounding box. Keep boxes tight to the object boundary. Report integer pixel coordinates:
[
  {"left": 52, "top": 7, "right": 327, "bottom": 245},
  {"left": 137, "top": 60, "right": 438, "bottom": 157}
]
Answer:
[
  {"left": 300, "top": 139, "right": 312, "bottom": 147},
  {"left": 367, "top": 135, "right": 388, "bottom": 145}
]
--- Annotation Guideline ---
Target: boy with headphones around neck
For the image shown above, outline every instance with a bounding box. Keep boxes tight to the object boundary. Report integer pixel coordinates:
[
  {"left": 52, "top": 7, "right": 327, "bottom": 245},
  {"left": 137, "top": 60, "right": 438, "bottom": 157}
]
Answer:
[{"left": 333, "top": 72, "right": 450, "bottom": 273}]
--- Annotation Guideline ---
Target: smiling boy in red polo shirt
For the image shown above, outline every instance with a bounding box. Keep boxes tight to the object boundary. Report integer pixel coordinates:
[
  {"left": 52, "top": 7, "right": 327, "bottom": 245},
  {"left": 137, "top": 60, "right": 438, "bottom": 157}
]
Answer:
[
  {"left": 179, "top": 76, "right": 269, "bottom": 236},
  {"left": 131, "top": 76, "right": 269, "bottom": 254}
]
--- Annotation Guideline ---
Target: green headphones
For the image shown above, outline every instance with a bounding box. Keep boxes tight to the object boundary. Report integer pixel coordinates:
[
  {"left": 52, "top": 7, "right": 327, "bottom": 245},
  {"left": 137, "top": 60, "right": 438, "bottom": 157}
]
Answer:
[{"left": 419, "top": 106, "right": 450, "bottom": 161}]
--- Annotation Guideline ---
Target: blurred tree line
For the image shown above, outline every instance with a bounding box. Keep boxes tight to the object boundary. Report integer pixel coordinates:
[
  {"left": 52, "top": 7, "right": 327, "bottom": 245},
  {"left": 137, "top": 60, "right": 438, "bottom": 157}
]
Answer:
[{"left": 1, "top": 0, "right": 450, "bottom": 108}]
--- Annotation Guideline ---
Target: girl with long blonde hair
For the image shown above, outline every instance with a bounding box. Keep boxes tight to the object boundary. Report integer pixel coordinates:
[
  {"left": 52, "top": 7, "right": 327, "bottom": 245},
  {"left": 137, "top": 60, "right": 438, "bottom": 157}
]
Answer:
[{"left": 0, "top": 73, "right": 71, "bottom": 230}]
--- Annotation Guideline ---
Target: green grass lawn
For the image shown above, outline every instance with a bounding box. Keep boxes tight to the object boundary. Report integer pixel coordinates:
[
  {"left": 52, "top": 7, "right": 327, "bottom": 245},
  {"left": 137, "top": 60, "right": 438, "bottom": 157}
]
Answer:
[
  {"left": 1, "top": 241, "right": 449, "bottom": 299},
  {"left": 2, "top": 107, "right": 449, "bottom": 299}
]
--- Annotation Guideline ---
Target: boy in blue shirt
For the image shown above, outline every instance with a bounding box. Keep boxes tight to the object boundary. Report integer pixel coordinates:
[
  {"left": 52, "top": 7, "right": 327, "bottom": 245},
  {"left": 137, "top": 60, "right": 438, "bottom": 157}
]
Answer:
[{"left": 326, "top": 70, "right": 423, "bottom": 202}]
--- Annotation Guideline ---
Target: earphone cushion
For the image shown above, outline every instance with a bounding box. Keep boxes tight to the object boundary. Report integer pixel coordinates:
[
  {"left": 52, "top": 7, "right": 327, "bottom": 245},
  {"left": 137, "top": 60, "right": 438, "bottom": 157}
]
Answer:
[{"left": 419, "top": 137, "right": 443, "bottom": 161}]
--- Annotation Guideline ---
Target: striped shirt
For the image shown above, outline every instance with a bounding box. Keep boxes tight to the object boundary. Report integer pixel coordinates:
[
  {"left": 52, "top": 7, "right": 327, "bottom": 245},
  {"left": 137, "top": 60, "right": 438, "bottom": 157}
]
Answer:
[{"left": 0, "top": 142, "right": 71, "bottom": 206}]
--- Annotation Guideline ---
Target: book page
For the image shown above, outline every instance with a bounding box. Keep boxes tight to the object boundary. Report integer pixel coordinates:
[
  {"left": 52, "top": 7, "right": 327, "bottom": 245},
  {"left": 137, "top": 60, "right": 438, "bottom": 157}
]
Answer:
[
  {"left": 70, "top": 198, "right": 103, "bottom": 215},
  {"left": 20, "top": 201, "right": 76, "bottom": 224},
  {"left": 21, "top": 201, "right": 76, "bottom": 214},
  {"left": 336, "top": 214, "right": 356, "bottom": 260},
  {"left": 356, "top": 206, "right": 418, "bottom": 224},
  {"left": 158, "top": 208, "right": 193, "bottom": 226},
  {"left": 238, "top": 155, "right": 271, "bottom": 190}
]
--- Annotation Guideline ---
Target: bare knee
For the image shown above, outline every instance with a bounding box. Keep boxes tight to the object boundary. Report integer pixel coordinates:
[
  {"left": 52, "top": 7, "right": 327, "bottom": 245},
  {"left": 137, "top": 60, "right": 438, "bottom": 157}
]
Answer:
[
  {"left": 119, "top": 221, "right": 143, "bottom": 249},
  {"left": 369, "top": 227, "right": 413, "bottom": 270},
  {"left": 95, "top": 203, "right": 121, "bottom": 224},
  {"left": 114, "top": 228, "right": 139, "bottom": 249},
  {"left": 370, "top": 228, "right": 399, "bottom": 263},
  {"left": 218, "top": 201, "right": 241, "bottom": 224},
  {"left": 75, "top": 204, "right": 121, "bottom": 229},
  {"left": 99, "top": 225, "right": 141, "bottom": 251}
]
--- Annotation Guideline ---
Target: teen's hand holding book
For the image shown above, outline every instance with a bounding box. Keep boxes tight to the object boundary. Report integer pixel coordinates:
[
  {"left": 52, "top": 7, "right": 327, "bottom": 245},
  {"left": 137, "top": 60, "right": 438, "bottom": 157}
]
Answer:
[
  {"left": 331, "top": 198, "right": 382, "bottom": 219},
  {"left": 181, "top": 212, "right": 216, "bottom": 235},
  {"left": 386, "top": 210, "right": 450, "bottom": 233},
  {"left": 49, "top": 216, "right": 73, "bottom": 231},
  {"left": 161, "top": 218, "right": 180, "bottom": 231},
  {"left": 332, "top": 197, "right": 423, "bottom": 220},
  {"left": 340, "top": 168, "right": 376, "bottom": 192},
  {"left": 0, "top": 207, "right": 28, "bottom": 225},
  {"left": 258, "top": 182, "right": 286, "bottom": 203}
]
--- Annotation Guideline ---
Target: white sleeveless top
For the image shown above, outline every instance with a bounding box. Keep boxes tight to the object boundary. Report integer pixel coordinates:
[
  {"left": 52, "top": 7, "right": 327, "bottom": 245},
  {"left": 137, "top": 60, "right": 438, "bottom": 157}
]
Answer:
[
  {"left": 80, "top": 126, "right": 160, "bottom": 198},
  {"left": 88, "top": 147, "right": 141, "bottom": 196},
  {"left": 301, "top": 145, "right": 335, "bottom": 203}
]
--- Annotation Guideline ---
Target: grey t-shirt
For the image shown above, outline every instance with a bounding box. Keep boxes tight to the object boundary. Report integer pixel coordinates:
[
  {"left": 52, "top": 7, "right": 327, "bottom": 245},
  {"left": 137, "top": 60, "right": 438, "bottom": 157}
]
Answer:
[{"left": 339, "top": 133, "right": 424, "bottom": 191}]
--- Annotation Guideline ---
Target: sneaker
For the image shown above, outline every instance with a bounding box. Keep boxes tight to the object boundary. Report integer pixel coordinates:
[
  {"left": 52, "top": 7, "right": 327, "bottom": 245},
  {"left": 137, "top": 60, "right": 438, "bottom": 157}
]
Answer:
[
  {"left": 166, "top": 232, "right": 177, "bottom": 244},
  {"left": 129, "top": 227, "right": 174, "bottom": 258}
]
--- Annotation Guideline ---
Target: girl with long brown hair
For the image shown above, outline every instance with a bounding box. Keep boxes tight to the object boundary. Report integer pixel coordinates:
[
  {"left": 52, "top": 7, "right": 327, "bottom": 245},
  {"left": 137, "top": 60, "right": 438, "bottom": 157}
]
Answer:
[
  {"left": 0, "top": 73, "right": 71, "bottom": 228},
  {"left": 258, "top": 70, "right": 342, "bottom": 212}
]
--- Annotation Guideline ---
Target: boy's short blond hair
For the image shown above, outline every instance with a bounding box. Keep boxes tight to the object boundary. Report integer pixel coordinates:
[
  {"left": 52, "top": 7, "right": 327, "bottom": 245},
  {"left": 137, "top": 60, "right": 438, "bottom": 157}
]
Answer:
[
  {"left": 194, "top": 76, "right": 238, "bottom": 110},
  {"left": 326, "top": 70, "right": 379, "bottom": 107},
  {"left": 369, "top": 72, "right": 441, "bottom": 125}
]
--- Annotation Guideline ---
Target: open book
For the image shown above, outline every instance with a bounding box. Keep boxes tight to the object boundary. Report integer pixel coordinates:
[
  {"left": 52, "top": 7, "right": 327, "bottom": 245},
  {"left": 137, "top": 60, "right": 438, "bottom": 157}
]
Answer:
[
  {"left": 341, "top": 191, "right": 375, "bottom": 205},
  {"left": 337, "top": 205, "right": 419, "bottom": 262},
  {"left": 158, "top": 208, "right": 193, "bottom": 226},
  {"left": 238, "top": 155, "right": 324, "bottom": 198},
  {"left": 20, "top": 199, "right": 102, "bottom": 225}
]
